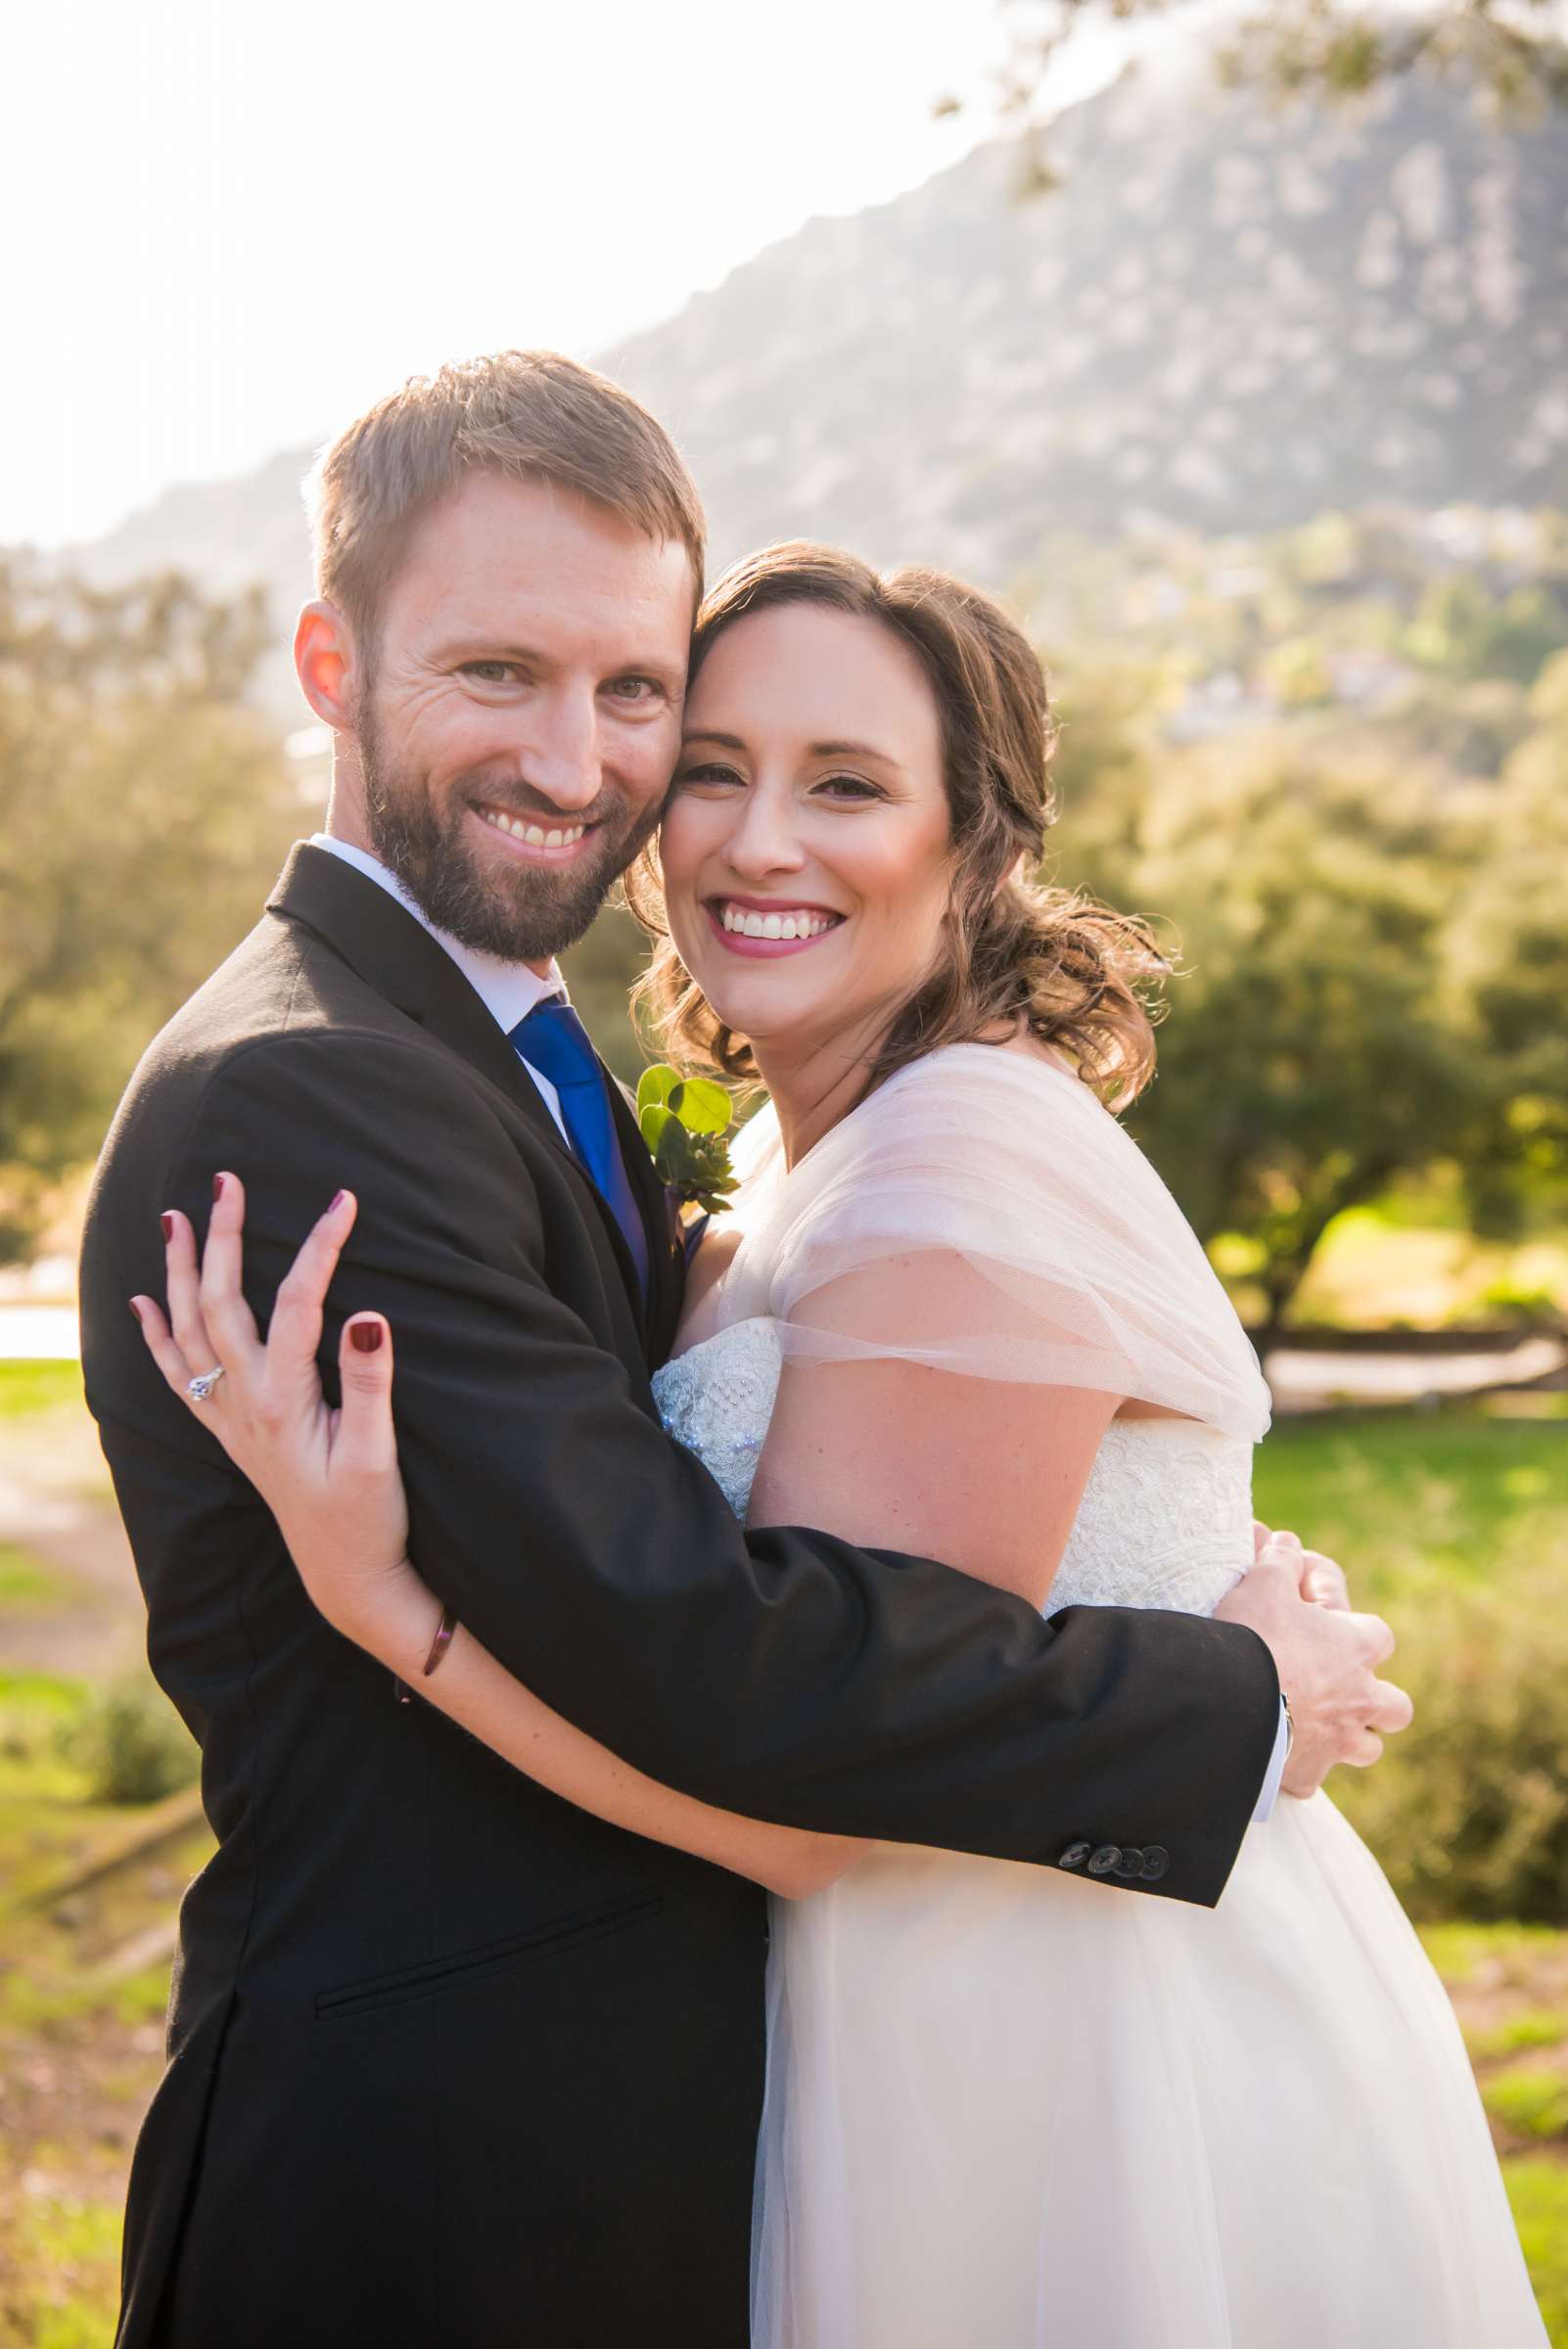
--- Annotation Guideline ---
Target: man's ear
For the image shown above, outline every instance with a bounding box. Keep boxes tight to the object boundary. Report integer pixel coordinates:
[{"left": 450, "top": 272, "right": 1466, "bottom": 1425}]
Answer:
[{"left": 295, "top": 600, "right": 361, "bottom": 733}]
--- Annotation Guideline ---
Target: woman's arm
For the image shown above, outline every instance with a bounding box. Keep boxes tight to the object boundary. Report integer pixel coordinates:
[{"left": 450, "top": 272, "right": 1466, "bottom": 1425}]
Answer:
[
  {"left": 134, "top": 1179, "right": 865, "bottom": 1900},
  {"left": 337, "top": 1559, "right": 865, "bottom": 1899},
  {"left": 748, "top": 1254, "right": 1124, "bottom": 1611}
]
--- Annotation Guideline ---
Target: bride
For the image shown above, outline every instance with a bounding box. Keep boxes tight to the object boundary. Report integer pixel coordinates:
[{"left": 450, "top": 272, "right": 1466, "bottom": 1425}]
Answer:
[{"left": 135, "top": 543, "right": 1545, "bottom": 2343}]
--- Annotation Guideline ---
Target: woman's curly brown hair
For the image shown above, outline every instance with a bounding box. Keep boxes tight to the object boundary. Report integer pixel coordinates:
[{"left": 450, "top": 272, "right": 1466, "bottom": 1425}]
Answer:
[{"left": 624, "top": 541, "right": 1165, "bottom": 1111}]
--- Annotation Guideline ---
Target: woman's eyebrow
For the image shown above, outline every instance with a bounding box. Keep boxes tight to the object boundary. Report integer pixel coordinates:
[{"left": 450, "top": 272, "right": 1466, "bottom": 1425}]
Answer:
[
  {"left": 681, "top": 728, "right": 900, "bottom": 766},
  {"left": 807, "top": 738, "right": 899, "bottom": 763}
]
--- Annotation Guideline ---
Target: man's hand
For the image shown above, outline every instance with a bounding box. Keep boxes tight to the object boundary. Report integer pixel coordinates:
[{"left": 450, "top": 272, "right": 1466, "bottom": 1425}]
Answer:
[
  {"left": 1252, "top": 1520, "right": 1352, "bottom": 1610},
  {"left": 1217, "top": 1535, "right": 1413, "bottom": 1797}
]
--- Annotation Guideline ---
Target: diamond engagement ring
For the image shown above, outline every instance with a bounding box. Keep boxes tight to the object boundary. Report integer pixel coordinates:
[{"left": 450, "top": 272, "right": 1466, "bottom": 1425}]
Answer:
[{"left": 187, "top": 1365, "right": 227, "bottom": 1404}]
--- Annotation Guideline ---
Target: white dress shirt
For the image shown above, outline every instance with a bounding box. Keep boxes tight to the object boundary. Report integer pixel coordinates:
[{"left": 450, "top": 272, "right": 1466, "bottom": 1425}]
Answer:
[
  {"left": 1254, "top": 1703, "right": 1288, "bottom": 1821},
  {"left": 310, "top": 831, "right": 1290, "bottom": 1823},
  {"left": 309, "top": 833, "right": 571, "bottom": 1143}
]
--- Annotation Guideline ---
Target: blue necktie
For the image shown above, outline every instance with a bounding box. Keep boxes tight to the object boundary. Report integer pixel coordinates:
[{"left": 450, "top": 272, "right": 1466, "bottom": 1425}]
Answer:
[{"left": 511, "top": 999, "right": 649, "bottom": 1298}]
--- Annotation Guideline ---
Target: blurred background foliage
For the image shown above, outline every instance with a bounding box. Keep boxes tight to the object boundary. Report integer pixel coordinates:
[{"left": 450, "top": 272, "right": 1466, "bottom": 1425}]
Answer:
[
  {"left": 7, "top": 504, "right": 1564, "bottom": 1341},
  {"left": 0, "top": 561, "right": 300, "bottom": 1262}
]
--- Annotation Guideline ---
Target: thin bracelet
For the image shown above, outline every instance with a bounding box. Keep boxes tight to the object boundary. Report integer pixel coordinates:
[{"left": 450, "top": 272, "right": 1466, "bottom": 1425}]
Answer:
[
  {"left": 392, "top": 1602, "right": 460, "bottom": 1704},
  {"left": 423, "top": 1602, "right": 459, "bottom": 1679}
]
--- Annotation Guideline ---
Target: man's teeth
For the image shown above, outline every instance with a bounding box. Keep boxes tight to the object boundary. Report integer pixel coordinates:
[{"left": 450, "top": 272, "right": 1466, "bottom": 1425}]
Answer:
[
  {"left": 719, "top": 904, "right": 840, "bottom": 942},
  {"left": 480, "top": 808, "right": 586, "bottom": 849}
]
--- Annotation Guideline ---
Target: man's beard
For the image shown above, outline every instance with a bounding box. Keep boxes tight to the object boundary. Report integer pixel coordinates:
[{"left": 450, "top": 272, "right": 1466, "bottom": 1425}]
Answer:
[{"left": 359, "top": 709, "right": 660, "bottom": 964}]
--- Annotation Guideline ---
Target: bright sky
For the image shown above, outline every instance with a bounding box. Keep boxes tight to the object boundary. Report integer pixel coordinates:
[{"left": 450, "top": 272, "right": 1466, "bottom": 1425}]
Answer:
[{"left": 2, "top": 0, "right": 1142, "bottom": 552}]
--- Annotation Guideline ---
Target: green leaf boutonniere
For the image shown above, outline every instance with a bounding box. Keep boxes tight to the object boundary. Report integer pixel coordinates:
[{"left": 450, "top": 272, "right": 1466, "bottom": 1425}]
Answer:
[{"left": 636, "top": 1064, "right": 741, "bottom": 1218}]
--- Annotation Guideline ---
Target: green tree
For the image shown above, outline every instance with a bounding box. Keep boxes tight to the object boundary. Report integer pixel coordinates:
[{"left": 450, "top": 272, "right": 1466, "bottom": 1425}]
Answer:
[
  {"left": 1449, "top": 659, "right": 1568, "bottom": 1234},
  {"left": 1262, "top": 636, "right": 1335, "bottom": 709},
  {"left": 0, "top": 561, "right": 299, "bottom": 1261},
  {"left": 1404, "top": 575, "right": 1568, "bottom": 686},
  {"left": 1082, "top": 734, "right": 1486, "bottom": 1331}
]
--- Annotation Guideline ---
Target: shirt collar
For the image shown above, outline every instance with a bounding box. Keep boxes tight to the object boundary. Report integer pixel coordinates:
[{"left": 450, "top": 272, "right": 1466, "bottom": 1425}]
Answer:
[{"left": 309, "top": 834, "right": 564, "bottom": 1035}]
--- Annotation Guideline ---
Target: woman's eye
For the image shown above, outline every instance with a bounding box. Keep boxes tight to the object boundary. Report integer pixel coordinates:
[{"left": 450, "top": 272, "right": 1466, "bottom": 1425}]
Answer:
[
  {"left": 816, "top": 773, "right": 884, "bottom": 803},
  {"left": 675, "top": 762, "right": 745, "bottom": 788}
]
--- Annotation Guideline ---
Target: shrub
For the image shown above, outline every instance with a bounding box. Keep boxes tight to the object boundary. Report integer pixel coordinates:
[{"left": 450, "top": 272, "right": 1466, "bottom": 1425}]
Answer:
[
  {"left": 1485, "top": 2067, "right": 1568, "bottom": 2143},
  {"left": 65, "top": 1671, "right": 199, "bottom": 1806},
  {"left": 1332, "top": 1542, "right": 1568, "bottom": 1922}
]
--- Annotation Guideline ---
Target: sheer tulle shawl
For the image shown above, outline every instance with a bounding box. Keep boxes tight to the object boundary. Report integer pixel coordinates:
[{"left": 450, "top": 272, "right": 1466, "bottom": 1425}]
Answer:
[{"left": 708, "top": 1045, "right": 1271, "bottom": 1444}]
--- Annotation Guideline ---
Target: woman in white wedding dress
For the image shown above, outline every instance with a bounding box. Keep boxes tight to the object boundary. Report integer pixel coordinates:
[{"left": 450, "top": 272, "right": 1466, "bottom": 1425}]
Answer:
[{"left": 138, "top": 542, "right": 1545, "bottom": 2343}]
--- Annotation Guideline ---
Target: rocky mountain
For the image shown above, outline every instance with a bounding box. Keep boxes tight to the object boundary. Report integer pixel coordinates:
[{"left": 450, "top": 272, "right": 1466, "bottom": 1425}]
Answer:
[
  {"left": 607, "top": 44, "right": 1568, "bottom": 578},
  {"left": 57, "top": 34, "right": 1568, "bottom": 715}
]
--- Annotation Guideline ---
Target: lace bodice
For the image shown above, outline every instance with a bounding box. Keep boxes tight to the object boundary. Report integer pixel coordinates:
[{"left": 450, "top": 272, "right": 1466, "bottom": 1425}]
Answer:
[{"left": 653, "top": 1315, "right": 1256, "bottom": 1619}]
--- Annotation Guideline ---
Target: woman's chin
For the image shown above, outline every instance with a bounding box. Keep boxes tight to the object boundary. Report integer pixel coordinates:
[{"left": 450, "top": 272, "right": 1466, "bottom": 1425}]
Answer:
[{"left": 703, "top": 981, "right": 828, "bottom": 1048}]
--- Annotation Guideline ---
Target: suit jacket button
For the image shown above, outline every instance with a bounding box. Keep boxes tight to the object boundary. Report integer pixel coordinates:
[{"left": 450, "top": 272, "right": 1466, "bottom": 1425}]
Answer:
[
  {"left": 1140, "top": 1846, "right": 1171, "bottom": 1881},
  {"left": 1058, "top": 1840, "right": 1093, "bottom": 1870},
  {"left": 1114, "top": 1846, "right": 1145, "bottom": 1878},
  {"left": 1086, "top": 1844, "right": 1122, "bottom": 1875}
]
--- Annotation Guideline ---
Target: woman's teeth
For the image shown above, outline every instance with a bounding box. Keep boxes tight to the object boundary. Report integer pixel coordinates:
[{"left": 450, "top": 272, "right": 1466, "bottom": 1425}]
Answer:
[
  {"left": 480, "top": 808, "right": 586, "bottom": 849},
  {"left": 718, "top": 904, "right": 840, "bottom": 942}
]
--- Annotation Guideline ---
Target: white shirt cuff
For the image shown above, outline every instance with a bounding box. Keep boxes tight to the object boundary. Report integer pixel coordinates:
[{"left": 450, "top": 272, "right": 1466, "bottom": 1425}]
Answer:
[{"left": 1251, "top": 1698, "right": 1291, "bottom": 1823}]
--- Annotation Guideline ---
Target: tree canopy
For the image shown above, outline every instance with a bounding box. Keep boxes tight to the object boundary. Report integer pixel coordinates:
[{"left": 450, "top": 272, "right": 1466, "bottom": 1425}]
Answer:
[
  {"left": 0, "top": 561, "right": 299, "bottom": 1261},
  {"left": 941, "top": 1, "right": 1568, "bottom": 193}
]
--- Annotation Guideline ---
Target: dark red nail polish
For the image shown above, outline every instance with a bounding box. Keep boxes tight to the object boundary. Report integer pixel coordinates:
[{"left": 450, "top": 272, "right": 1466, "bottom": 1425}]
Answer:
[
  {"left": 349, "top": 1321, "right": 383, "bottom": 1354},
  {"left": 331, "top": 1189, "right": 348, "bottom": 1213},
  {"left": 213, "top": 1173, "right": 227, "bottom": 1202},
  {"left": 128, "top": 1297, "right": 144, "bottom": 1322},
  {"left": 161, "top": 1213, "right": 174, "bottom": 1242}
]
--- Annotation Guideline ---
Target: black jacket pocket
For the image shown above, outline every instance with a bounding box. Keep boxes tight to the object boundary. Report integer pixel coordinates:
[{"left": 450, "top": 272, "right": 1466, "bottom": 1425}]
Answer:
[{"left": 315, "top": 1885, "right": 663, "bottom": 2022}]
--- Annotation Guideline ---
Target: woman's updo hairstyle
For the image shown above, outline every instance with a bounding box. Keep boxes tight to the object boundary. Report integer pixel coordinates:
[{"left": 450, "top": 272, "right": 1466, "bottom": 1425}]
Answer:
[{"left": 625, "top": 541, "right": 1164, "bottom": 1110}]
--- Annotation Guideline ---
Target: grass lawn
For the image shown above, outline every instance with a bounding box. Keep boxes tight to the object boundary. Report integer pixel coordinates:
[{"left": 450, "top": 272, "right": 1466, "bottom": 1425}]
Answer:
[
  {"left": 1252, "top": 1399, "right": 1568, "bottom": 1602},
  {"left": 1508, "top": 2161, "right": 1568, "bottom": 2340},
  {"left": 1, "top": 1660, "right": 210, "bottom": 2346},
  {"left": 0, "top": 1361, "right": 86, "bottom": 1421},
  {"left": 0, "top": 1544, "right": 69, "bottom": 1614},
  {"left": 1288, "top": 1198, "right": 1568, "bottom": 1328},
  {"left": 0, "top": 1361, "right": 113, "bottom": 1520}
]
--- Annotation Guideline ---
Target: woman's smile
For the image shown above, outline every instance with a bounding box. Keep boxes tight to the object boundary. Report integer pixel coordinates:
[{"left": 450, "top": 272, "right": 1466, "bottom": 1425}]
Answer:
[{"left": 705, "top": 895, "right": 848, "bottom": 956}]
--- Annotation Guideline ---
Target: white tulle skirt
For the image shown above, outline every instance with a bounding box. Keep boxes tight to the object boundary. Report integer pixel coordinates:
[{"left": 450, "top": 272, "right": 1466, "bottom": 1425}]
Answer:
[{"left": 752, "top": 1791, "right": 1545, "bottom": 2346}]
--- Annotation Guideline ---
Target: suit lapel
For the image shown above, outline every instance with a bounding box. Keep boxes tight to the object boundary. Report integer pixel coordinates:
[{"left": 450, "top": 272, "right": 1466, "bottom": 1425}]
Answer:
[
  {"left": 267, "top": 844, "right": 662, "bottom": 1344},
  {"left": 605, "top": 1073, "right": 685, "bottom": 1365}
]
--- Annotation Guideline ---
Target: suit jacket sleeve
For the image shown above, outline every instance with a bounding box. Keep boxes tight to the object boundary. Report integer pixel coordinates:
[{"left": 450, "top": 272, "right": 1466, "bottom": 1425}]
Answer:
[{"left": 148, "top": 1030, "right": 1280, "bottom": 1904}]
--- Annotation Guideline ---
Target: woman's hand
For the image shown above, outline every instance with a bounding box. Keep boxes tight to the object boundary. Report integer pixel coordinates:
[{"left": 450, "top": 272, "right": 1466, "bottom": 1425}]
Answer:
[{"left": 130, "top": 1174, "right": 419, "bottom": 1646}]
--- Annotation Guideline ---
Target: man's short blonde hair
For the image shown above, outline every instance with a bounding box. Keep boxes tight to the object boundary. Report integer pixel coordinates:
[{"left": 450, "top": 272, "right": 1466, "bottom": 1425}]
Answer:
[{"left": 305, "top": 349, "right": 706, "bottom": 646}]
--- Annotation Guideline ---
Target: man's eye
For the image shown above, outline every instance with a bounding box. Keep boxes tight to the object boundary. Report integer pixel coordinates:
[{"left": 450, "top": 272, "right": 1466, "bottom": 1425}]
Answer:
[
  {"left": 606, "top": 675, "right": 662, "bottom": 703},
  {"left": 460, "top": 661, "right": 518, "bottom": 685}
]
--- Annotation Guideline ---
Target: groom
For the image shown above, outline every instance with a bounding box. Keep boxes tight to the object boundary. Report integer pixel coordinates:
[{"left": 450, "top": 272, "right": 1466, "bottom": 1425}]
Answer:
[{"left": 79, "top": 351, "right": 1406, "bottom": 2348}]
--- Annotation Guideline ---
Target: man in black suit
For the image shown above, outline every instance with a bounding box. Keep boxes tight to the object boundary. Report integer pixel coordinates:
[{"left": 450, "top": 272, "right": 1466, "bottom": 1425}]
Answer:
[{"left": 79, "top": 350, "right": 1402, "bottom": 2348}]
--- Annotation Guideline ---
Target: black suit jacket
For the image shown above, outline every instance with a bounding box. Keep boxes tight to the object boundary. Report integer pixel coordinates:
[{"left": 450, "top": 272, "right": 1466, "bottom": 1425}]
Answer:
[{"left": 79, "top": 844, "right": 1280, "bottom": 2348}]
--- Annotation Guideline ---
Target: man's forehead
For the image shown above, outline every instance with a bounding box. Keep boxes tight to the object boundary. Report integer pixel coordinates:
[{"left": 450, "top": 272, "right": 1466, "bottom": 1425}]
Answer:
[{"left": 395, "top": 472, "right": 696, "bottom": 631}]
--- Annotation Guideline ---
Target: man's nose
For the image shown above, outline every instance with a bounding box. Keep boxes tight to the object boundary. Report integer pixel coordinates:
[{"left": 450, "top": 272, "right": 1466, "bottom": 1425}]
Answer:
[{"left": 517, "top": 688, "right": 602, "bottom": 811}]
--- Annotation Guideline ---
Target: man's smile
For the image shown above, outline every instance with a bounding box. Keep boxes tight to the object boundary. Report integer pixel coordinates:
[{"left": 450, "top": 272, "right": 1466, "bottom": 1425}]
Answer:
[{"left": 472, "top": 802, "right": 598, "bottom": 864}]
